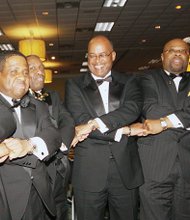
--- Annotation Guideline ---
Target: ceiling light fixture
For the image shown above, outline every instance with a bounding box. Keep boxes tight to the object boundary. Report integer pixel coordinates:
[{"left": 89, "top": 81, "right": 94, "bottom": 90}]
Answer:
[
  {"left": 44, "top": 69, "right": 52, "bottom": 83},
  {"left": 19, "top": 39, "right": 46, "bottom": 61},
  {"left": 42, "top": 11, "right": 49, "bottom": 15},
  {"left": 103, "top": 0, "right": 127, "bottom": 7},
  {"left": 95, "top": 22, "right": 114, "bottom": 32},
  {"left": 141, "top": 39, "right": 146, "bottom": 43},
  {"left": 154, "top": 25, "right": 161, "bottom": 29},
  {"left": 175, "top": 5, "right": 182, "bottom": 10},
  {"left": 0, "top": 44, "right": 14, "bottom": 51}
]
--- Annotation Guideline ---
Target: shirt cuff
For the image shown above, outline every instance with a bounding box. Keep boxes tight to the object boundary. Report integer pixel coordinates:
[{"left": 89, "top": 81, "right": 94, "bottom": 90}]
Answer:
[
  {"left": 60, "top": 143, "right": 68, "bottom": 152},
  {"left": 30, "top": 137, "right": 49, "bottom": 160},
  {"left": 94, "top": 118, "right": 109, "bottom": 133},
  {"left": 167, "top": 114, "right": 184, "bottom": 128},
  {"left": 114, "top": 128, "right": 123, "bottom": 142}
]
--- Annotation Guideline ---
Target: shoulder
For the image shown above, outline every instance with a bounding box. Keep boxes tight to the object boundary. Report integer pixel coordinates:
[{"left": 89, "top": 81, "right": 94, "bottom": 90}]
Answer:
[
  {"left": 66, "top": 74, "right": 90, "bottom": 91},
  {"left": 112, "top": 70, "right": 133, "bottom": 83}
]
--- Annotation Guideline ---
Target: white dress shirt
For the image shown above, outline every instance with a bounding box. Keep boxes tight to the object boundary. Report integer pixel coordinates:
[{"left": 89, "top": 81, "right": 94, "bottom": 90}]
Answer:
[
  {"left": 164, "top": 70, "right": 184, "bottom": 128},
  {"left": 91, "top": 72, "right": 123, "bottom": 142}
]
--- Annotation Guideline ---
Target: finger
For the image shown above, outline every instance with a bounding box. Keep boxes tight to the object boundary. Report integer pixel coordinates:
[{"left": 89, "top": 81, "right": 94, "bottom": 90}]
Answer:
[{"left": 0, "top": 155, "right": 9, "bottom": 163}]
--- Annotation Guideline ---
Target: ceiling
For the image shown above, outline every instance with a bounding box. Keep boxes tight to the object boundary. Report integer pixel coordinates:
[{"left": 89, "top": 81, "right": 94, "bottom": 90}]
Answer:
[{"left": 0, "top": 0, "right": 190, "bottom": 79}]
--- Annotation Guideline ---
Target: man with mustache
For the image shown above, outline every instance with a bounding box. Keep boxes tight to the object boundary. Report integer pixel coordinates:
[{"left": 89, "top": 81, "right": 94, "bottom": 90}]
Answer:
[
  {"left": 0, "top": 51, "right": 62, "bottom": 220},
  {"left": 65, "top": 35, "right": 144, "bottom": 220},
  {"left": 137, "top": 38, "right": 190, "bottom": 220},
  {"left": 27, "top": 54, "right": 75, "bottom": 220}
]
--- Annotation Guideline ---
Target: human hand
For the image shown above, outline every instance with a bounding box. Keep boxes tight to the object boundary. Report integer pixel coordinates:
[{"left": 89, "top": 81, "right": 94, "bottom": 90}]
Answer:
[
  {"left": 123, "top": 123, "right": 147, "bottom": 136},
  {"left": 0, "top": 142, "right": 10, "bottom": 163},
  {"left": 71, "top": 133, "right": 89, "bottom": 147},
  {"left": 143, "top": 119, "right": 163, "bottom": 135},
  {"left": 3, "top": 138, "right": 33, "bottom": 160},
  {"left": 130, "top": 123, "right": 148, "bottom": 136},
  {"left": 75, "top": 120, "right": 98, "bottom": 137}
]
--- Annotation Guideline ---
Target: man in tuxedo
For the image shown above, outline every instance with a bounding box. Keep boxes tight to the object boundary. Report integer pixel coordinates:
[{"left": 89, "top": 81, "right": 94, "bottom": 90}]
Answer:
[
  {"left": 0, "top": 51, "right": 62, "bottom": 220},
  {"left": 0, "top": 107, "right": 17, "bottom": 220},
  {"left": 27, "top": 54, "right": 75, "bottom": 220},
  {"left": 65, "top": 35, "right": 144, "bottom": 220},
  {"left": 136, "top": 38, "right": 190, "bottom": 220}
]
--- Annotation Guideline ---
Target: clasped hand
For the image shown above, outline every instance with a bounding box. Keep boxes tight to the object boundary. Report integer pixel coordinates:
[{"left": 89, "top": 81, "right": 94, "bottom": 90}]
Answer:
[{"left": 0, "top": 138, "right": 32, "bottom": 163}]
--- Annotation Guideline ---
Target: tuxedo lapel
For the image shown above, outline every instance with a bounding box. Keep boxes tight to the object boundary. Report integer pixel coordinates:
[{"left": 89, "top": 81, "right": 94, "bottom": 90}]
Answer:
[
  {"left": 159, "top": 70, "right": 178, "bottom": 107},
  {"left": 82, "top": 73, "right": 106, "bottom": 117},
  {"left": 0, "top": 94, "right": 12, "bottom": 109},
  {"left": 177, "top": 74, "right": 190, "bottom": 107},
  {"left": 21, "top": 103, "right": 36, "bottom": 138},
  {"left": 109, "top": 75, "right": 124, "bottom": 112}
]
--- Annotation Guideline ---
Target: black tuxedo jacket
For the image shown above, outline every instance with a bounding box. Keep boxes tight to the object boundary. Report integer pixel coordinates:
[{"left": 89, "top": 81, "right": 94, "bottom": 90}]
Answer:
[
  {"left": 0, "top": 101, "right": 17, "bottom": 220},
  {"left": 0, "top": 94, "right": 62, "bottom": 220},
  {"left": 39, "top": 89, "right": 75, "bottom": 185},
  {"left": 138, "top": 69, "right": 190, "bottom": 182},
  {"left": 44, "top": 89, "right": 75, "bottom": 147},
  {"left": 65, "top": 71, "right": 144, "bottom": 192}
]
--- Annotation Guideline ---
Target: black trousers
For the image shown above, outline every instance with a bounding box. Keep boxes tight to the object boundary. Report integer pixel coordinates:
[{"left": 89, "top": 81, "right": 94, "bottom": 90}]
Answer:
[
  {"left": 74, "top": 158, "right": 139, "bottom": 220},
  {"left": 0, "top": 173, "right": 11, "bottom": 220},
  {"left": 140, "top": 159, "right": 190, "bottom": 220},
  {"left": 22, "top": 184, "right": 53, "bottom": 220}
]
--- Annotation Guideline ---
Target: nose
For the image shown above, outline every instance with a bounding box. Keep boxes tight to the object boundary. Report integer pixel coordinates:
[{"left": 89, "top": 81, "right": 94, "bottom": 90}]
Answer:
[{"left": 174, "top": 49, "right": 182, "bottom": 56}]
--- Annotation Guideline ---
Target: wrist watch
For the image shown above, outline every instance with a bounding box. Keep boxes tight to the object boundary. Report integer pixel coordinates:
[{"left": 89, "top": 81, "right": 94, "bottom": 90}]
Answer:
[{"left": 160, "top": 118, "right": 168, "bottom": 130}]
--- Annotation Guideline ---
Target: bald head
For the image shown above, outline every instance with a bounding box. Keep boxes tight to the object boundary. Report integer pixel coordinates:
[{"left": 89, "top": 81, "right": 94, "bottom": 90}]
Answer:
[{"left": 87, "top": 35, "right": 116, "bottom": 77}]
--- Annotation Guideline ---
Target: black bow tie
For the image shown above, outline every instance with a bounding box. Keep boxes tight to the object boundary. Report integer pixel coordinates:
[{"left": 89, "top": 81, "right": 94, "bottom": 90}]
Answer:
[
  {"left": 169, "top": 72, "right": 187, "bottom": 79},
  {"left": 11, "top": 96, "right": 30, "bottom": 108},
  {"left": 96, "top": 75, "right": 112, "bottom": 86}
]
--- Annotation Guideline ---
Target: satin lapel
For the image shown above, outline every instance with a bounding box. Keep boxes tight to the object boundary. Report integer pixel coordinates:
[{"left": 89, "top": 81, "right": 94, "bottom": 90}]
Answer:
[
  {"left": 0, "top": 94, "right": 13, "bottom": 109},
  {"left": 109, "top": 78, "right": 124, "bottom": 112},
  {"left": 21, "top": 103, "right": 36, "bottom": 138},
  {"left": 159, "top": 70, "right": 178, "bottom": 107},
  {"left": 82, "top": 73, "right": 106, "bottom": 117},
  {"left": 177, "top": 74, "right": 190, "bottom": 107}
]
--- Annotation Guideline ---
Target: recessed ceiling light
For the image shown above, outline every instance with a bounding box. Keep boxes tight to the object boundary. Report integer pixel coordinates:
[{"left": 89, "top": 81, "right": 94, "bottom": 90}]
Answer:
[
  {"left": 49, "top": 43, "right": 54, "bottom": 46},
  {"left": 42, "top": 11, "right": 49, "bottom": 15},
  {"left": 51, "top": 56, "right": 56, "bottom": 60},
  {"left": 141, "top": 39, "right": 146, "bottom": 43},
  {"left": 175, "top": 5, "right": 182, "bottom": 10},
  {"left": 103, "top": 0, "right": 128, "bottom": 7},
  {"left": 95, "top": 22, "right": 114, "bottom": 32},
  {"left": 154, "top": 25, "right": 161, "bottom": 29},
  {"left": 54, "top": 70, "right": 58, "bottom": 74}
]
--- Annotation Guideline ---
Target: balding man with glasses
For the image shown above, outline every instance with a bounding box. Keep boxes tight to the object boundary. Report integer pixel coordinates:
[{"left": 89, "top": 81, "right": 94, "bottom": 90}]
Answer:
[{"left": 65, "top": 35, "right": 144, "bottom": 220}]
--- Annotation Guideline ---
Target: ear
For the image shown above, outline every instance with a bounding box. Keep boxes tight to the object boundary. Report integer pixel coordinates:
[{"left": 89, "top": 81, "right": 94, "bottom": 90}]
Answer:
[
  {"left": 161, "top": 53, "right": 164, "bottom": 62},
  {"left": 112, "top": 51, "right": 116, "bottom": 62}
]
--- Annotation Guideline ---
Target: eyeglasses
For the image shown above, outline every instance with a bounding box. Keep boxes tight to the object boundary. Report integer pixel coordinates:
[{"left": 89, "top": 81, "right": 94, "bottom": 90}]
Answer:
[
  {"left": 88, "top": 51, "right": 113, "bottom": 60},
  {"left": 163, "top": 48, "right": 189, "bottom": 55}
]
